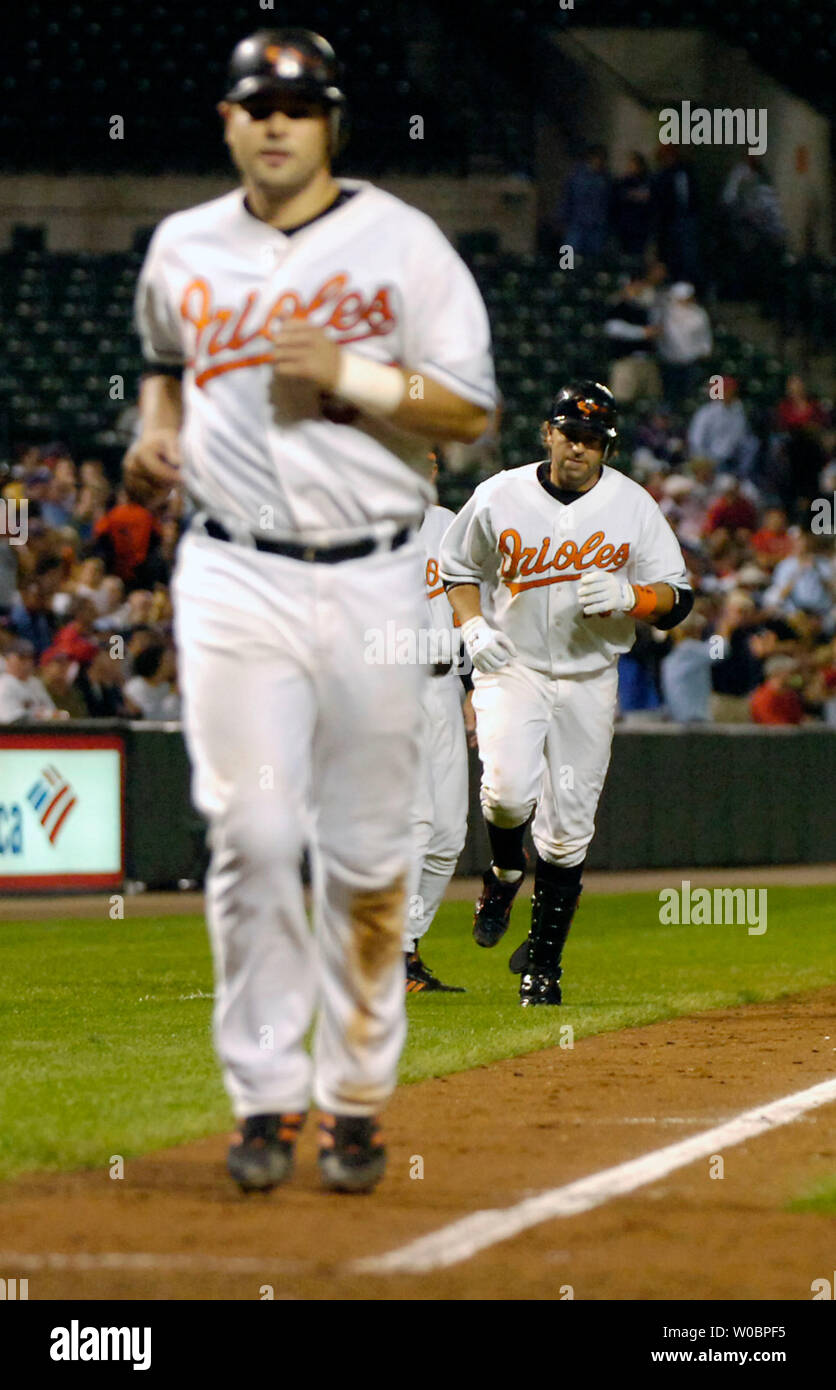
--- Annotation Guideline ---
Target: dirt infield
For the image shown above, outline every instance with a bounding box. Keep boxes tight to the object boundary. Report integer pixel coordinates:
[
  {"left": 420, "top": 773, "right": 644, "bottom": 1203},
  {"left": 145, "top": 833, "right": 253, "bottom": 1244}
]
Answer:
[{"left": 2, "top": 985, "right": 834, "bottom": 1301}]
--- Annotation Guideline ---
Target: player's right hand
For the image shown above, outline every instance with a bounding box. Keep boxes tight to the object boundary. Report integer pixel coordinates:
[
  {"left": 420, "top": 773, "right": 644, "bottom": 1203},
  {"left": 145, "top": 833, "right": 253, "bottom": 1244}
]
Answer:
[
  {"left": 461, "top": 616, "right": 517, "bottom": 673},
  {"left": 123, "top": 429, "right": 182, "bottom": 504}
]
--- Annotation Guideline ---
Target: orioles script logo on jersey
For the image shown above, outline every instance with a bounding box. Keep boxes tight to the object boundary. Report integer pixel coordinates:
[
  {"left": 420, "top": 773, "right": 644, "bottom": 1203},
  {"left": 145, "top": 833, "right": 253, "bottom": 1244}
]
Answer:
[
  {"left": 499, "top": 528, "right": 630, "bottom": 595},
  {"left": 180, "top": 275, "right": 397, "bottom": 388}
]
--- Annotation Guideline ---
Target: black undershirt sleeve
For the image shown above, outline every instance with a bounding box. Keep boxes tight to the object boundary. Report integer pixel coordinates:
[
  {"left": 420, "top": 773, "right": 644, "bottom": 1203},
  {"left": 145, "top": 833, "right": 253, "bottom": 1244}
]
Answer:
[{"left": 652, "top": 584, "right": 694, "bottom": 630}]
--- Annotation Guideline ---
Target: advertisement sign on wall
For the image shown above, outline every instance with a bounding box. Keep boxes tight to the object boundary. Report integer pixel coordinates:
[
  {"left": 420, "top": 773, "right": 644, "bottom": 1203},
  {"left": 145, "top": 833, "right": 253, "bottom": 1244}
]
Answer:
[{"left": 0, "top": 733, "right": 124, "bottom": 891}]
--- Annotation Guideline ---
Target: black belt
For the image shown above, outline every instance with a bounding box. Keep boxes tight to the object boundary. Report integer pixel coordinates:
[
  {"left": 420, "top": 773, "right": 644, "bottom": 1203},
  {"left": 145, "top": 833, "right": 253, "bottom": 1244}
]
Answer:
[{"left": 203, "top": 517, "right": 411, "bottom": 564}]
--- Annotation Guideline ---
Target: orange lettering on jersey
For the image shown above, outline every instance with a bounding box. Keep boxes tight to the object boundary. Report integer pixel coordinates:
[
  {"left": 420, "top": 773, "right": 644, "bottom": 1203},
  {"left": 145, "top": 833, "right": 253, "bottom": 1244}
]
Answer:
[
  {"left": 576, "top": 531, "right": 606, "bottom": 568},
  {"left": 180, "top": 274, "right": 398, "bottom": 389},
  {"left": 497, "top": 528, "right": 631, "bottom": 595}
]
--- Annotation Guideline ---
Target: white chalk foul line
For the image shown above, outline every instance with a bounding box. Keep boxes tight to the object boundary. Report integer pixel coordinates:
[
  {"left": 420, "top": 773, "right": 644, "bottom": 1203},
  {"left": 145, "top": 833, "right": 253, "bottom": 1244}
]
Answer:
[{"left": 349, "top": 1075, "right": 836, "bottom": 1276}]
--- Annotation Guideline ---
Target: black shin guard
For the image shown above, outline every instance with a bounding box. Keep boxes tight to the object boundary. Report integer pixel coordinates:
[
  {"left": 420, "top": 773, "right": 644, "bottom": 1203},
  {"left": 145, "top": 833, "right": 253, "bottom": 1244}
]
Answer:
[
  {"left": 510, "top": 858, "right": 583, "bottom": 975},
  {"left": 486, "top": 819, "right": 528, "bottom": 874}
]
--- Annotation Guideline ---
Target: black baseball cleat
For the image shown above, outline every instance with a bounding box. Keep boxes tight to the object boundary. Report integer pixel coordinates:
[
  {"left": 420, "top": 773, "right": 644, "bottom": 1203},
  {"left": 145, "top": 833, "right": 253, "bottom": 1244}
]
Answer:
[
  {"left": 472, "top": 867, "right": 524, "bottom": 947},
  {"left": 318, "top": 1113, "right": 386, "bottom": 1193},
  {"left": 227, "top": 1112, "right": 305, "bottom": 1192},
  {"left": 519, "top": 969, "right": 563, "bottom": 1007},
  {"left": 405, "top": 949, "right": 465, "bottom": 994},
  {"left": 508, "top": 938, "right": 530, "bottom": 974}
]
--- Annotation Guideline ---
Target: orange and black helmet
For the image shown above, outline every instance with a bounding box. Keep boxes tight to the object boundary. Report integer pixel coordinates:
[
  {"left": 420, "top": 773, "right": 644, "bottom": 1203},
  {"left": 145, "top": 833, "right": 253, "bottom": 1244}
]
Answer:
[
  {"left": 224, "top": 29, "right": 347, "bottom": 149},
  {"left": 549, "top": 380, "right": 618, "bottom": 458}
]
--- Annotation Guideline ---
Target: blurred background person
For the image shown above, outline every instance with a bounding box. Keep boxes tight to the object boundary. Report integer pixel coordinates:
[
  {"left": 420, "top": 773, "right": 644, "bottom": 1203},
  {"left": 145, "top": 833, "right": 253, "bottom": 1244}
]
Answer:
[
  {"left": 0, "top": 638, "right": 60, "bottom": 722},
  {"left": 657, "top": 282, "right": 712, "bottom": 405},
  {"left": 604, "top": 263, "right": 664, "bottom": 403},
  {"left": 557, "top": 144, "right": 611, "bottom": 258},
  {"left": 660, "top": 610, "right": 712, "bottom": 722},
  {"left": 687, "top": 378, "right": 759, "bottom": 479},
  {"left": 611, "top": 151, "right": 653, "bottom": 258}
]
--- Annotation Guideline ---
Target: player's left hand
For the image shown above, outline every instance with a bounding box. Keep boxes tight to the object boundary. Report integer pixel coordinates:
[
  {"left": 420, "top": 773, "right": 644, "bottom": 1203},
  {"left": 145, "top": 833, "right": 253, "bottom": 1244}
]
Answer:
[
  {"left": 577, "top": 570, "right": 636, "bottom": 617},
  {"left": 270, "top": 322, "right": 341, "bottom": 390}
]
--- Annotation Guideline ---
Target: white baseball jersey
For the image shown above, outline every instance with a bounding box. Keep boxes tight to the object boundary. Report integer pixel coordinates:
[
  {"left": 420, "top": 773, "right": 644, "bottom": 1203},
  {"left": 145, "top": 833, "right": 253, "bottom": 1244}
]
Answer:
[
  {"left": 135, "top": 180, "right": 496, "bottom": 545},
  {"left": 440, "top": 461, "right": 689, "bottom": 676}
]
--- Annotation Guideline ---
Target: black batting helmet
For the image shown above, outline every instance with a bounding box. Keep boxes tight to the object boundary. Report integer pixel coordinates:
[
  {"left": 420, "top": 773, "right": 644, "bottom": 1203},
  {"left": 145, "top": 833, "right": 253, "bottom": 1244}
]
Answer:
[
  {"left": 549, "top": 380, "right": 618, "bottom": 459},
  {"left": 224, "top": 29, "right": 348, "bottom": 152}
]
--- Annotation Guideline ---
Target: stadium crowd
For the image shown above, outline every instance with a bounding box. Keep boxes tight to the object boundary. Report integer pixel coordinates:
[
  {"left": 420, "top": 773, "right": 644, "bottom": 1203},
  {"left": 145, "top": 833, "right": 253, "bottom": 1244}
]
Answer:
[{"left": 1, "top": 369, "right": 834, "bottom": 729}]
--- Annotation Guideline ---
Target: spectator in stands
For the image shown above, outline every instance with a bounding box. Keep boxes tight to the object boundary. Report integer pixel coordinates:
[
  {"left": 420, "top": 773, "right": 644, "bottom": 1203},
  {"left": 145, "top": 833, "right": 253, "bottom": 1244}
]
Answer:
[
  {"left": 39, "top": 649, "right": 88, "bottom": 719},
  {"left": 558, "top": 144, "right": 611, "bottom": 258},
  {"left": 687, "top": 378, "right": 759, "bottom": 478},
  {"left": 90, "top": 574, "right": 126, "bottom": 625},
  {"left": 92, "top": 488, "right": 163, "bottom": 588},
  {"left": 612, "top": 151, "right": 653, "bottom": 257},
  {"left": 0, "top": 638, "right": 60, "bottom": 722},
  {"left": 720, "top": 156, "right": 787, "bottom": 302},
  {"left": 72, "top": 556, "right": 107, "bottom": 604},
  {"left": 74, "top": 474, "right": 111, "bottom": 544},
  {"left": 749, "top": 654, "right": 805, "bottom": 725},
  {"left": 773, "top": 374, "right": 829, "bottom": 518},
  {"left": 660, "top": 611, "right": 711, "bottom": 722},
  {"left": 776, "top": 374, "right": 828, "bottom": 433},
  {"left": 762, "top": 532, "right": 834, "bottom": 621},
  {"left": 617, "top": 625, "right": 665, "bottom": 720},
  {"left": 50, "top": 596, "right": 100, "bottom": 667},
  {"left": 41, "top": 456, "right": 78, "bottom": 529},
  {"left": 652, "top": 145, "right": 701, "bottom": 285},
  {"left": 123, "top": 641, "right": 181, "bottom": 719},
  {"left": 8, "top": 578, "right": 53, "bottom": 656},
  {"left": 78, "top": 644, "right": 127, "bottom": 718},
  {"left": 35, "top": 553, "right": 70, "bottom": 619},
  {"left": 656, "top": 282, "right": 712, "bottom": 405},
  {"left": 604, "top": 266, "right": 663, "bottom": 403},
  {"left": 709, "top": 589, "right": 760, "bottom": 722},
  {"left": 749, "top": 505, "right": 792, "bottom": 567},
  {"left": 633, "top": 399, "right": 687, "bottom": 470},
  {"left": 0, "top": 535, "right": 18, "bottom": 621},
  {"left": 703, "top": 475, "right": 758, "bottom": 538},
  {"left": 106, "top": 587, "right": 155, "bottom": 639}
]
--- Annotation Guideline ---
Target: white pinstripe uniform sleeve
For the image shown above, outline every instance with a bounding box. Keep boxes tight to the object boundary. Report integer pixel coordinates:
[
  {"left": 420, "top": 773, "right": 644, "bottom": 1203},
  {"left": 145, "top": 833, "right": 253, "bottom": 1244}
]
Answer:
[
  {"left": 404, "top": 228, "right": 496, "bottom": 413},
  {"left": 631, "top": 498, "right": 691, "bottom": 590},
  {"left": 438, "top": 488, "right": 496, "bottom": 587},
  {"left": 134, "top": 229, "right": 186, "bottom": 370}
]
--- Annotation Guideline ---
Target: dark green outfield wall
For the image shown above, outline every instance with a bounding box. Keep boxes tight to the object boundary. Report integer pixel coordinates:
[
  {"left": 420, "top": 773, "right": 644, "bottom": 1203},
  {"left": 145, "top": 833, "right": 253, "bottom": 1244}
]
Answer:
[
  {"left": 128, "top": 723, "right": 836, "bottom": 884},
  {"left": 4, "top": 722, "right": 834, "bottom": 890}
]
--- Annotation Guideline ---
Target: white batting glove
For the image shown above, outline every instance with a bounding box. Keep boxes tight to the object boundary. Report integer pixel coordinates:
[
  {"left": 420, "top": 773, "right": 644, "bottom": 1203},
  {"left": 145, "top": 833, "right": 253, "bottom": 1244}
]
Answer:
[
  {"left": 461, "top": 616, "right": 517, "bottom": 673},
  {"left": 577, "top": 570, "right": 636, "bottom": 617}
]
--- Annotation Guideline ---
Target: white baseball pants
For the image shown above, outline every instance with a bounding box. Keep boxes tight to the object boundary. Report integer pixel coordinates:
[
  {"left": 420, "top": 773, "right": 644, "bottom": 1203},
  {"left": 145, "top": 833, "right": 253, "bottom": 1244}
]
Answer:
[
  {"left": 407, "top": 674, "right": 469, "bottom": 950},
  {"left": 173, "top": 529, "right": 426, "bottom": 1119},
  {"left": 472, "top": 660, "right": 618, "bottom": 867}
]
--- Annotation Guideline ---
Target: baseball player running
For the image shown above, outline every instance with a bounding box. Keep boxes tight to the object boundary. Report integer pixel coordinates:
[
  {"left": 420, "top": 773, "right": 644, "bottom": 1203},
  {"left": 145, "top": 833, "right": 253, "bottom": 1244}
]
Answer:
[
  {"left": 125, "top": 29, "right": 495, "bottom": 1191},
  {"left": 439, "top": 382, "right": 691, "bottom": 1006},
  {"left": 405, "top": 462, "right": 471, "bottom": 994}
]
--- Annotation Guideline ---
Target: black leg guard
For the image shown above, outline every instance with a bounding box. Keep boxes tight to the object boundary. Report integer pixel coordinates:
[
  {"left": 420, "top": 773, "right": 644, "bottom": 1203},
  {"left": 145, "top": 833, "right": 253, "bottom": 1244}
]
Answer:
[
  {"left": 510, "top": 861, "right": 582, "bottom": 1006},
  {"left": 485, "top": 818, "right": 528, "bottom": 873}
]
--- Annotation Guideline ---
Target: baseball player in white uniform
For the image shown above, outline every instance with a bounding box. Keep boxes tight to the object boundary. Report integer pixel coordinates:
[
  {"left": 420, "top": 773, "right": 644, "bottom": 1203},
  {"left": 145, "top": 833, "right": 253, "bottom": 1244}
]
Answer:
[
  {"left": 439, "top": 382, "right": 692, "bottom": 1006},
  {"left": 404, "top": 466, "right": 471, "bottom": 994},
  {"left": 125, "top": 29, "right": 495, "bottom": 1192}
]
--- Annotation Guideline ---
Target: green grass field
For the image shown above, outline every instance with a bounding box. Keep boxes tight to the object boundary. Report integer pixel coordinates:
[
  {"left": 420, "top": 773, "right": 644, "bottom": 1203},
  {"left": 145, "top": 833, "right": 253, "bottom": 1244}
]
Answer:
[{"left": 0, "top": 885, "right": 833, "bottom": 1181}]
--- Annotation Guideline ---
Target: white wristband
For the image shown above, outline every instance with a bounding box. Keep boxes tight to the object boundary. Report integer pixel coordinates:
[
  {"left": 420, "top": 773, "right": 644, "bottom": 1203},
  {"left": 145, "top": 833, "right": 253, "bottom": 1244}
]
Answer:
[{"left": 335, "top": 351, "right": 406, "bottom": 417}]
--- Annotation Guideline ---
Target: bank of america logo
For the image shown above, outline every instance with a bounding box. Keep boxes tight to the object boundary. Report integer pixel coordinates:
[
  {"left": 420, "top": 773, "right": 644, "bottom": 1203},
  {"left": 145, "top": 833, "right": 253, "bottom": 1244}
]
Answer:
[{"left": 27, "top": 765, "right": 77, "bottom": 845}]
